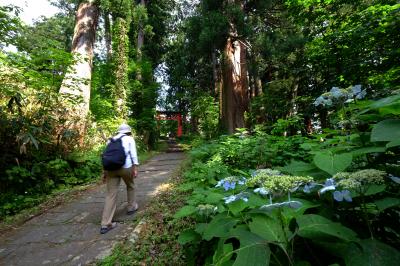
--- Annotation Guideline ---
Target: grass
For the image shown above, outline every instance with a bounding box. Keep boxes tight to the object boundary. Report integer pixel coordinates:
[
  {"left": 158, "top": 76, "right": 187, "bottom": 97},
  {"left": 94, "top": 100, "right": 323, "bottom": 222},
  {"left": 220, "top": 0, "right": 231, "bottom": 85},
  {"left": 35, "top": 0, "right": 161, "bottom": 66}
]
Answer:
[{"left": 98, "top": 158, "right": 193, "bottom": 266}]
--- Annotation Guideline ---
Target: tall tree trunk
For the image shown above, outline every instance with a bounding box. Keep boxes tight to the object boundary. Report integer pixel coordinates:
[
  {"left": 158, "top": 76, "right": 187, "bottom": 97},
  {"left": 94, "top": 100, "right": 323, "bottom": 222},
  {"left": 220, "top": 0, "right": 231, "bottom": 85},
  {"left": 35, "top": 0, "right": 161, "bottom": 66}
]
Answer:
[
  {"left": 212, "top": 49, "right": 220, "bottom": 98},
  {"left": 255, "top": 76, "right": 262, "bottom": 96},
  {"left": 289, "top": 78, "right": 299, "bottom": 117},
  {"left": 136, "top": 0, "right": 146, "bottom": 80},
  {"left": 59, "top": 0, "right": 99, "bottom": 135},
  {"left": 137, "top": 0, "right": 145, "bottom": 57},
  {"left": 112, "top": 17, "right": 129, "bottom": 119},
  {"left": 104, "top": 11, "right": 112, "bottom": 61},
  {"left": 221, "top": 37, "right": 249, "bottom": 133}
]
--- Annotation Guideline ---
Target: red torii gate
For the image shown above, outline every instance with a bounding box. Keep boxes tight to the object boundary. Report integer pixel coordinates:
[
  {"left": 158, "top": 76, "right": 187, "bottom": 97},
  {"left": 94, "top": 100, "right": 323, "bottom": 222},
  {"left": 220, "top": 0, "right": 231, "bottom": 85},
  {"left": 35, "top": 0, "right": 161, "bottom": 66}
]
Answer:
[{"left": 155, "top": 111, "right": 183, "bottom": 137}]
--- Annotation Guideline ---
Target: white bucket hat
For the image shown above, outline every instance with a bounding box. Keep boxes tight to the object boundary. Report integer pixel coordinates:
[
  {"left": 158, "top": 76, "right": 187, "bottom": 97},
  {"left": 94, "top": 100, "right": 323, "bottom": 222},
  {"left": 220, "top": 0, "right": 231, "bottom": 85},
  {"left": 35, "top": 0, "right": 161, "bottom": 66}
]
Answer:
[{"left": 117, "top": 124, "right": 132, "bottom": 134}]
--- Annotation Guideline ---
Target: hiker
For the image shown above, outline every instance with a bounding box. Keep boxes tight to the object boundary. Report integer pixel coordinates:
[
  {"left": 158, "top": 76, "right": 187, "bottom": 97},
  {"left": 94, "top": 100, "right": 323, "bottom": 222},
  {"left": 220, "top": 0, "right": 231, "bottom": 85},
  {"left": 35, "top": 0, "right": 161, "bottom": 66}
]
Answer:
[{"left": 100, "top": 123, "right": 139, "bottom": 234}]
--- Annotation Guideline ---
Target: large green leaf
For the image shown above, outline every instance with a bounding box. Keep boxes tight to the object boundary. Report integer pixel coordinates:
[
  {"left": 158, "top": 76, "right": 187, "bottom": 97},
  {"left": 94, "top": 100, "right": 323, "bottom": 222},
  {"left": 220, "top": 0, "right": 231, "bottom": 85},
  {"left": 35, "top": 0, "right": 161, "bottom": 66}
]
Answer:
[
  {"left": 247, "top": 193, "right": 269, "bottom": 208},
  {"left": 204, "top": 192, "right": 224, "bottom": 204},
  {"left": 279, "top": 160, "right": 316, "bottom": 175},
  {"left": 351, "top": 146, "right": 386, "bottom": 156},
  {"left": 173, "top": 205, "right": 197, "bottom": 219},
  {"left": 344, "top": 239, "right": 400, "bottom": 266},
  {"left": 368, "top": 94, "right": 400, "bottom": 110},
  {"left": 249, "top": 215, "right": 287, "bottom": 250},
  {"left": 371, "top": 119, "right": 400, "bottom": 142},
  {"left": 387, "top": 139, "right": 400, "bottom": 148},
  {"left": 178, "top": 229, "right": 201, "bottom": 245},
  {"left": 364, "top": 184, "right": 386, "bottom": 196},
  {"left": 374, "top": 197, "right": 400, "bottom": 211},
  {"left": 316, "top": 239, "right": 400, "bottom": 266},
  {"left": 213, "top": 239, "right": 234, "bottom": 265},
  {"left": 313, "top": 152, "right": 352, "bottom": 175},
  {"left": 379, "top": 102, "right": 400, "bottom": 115},
  {"left": 228, "top": 199, "right": 248, "bottom": 216},
  {"left": 222, "top": 228, "right": 270, "bottom": 266},
  {"left": 203, "top": 215, "right": 238, "bottom": 241},
  {"left": 297, "top": 214, "right": 358, "bottom": 242},
  {"left": 282, "top": 198, "right": 320, "bottom": 220}
]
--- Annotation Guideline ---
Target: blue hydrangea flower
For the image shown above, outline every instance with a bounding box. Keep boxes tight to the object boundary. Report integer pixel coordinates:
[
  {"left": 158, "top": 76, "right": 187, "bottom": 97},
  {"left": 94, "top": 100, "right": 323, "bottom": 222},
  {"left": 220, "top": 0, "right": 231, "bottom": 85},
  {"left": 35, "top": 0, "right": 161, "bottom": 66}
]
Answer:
[
  {"left": 388, "top": 174, "right": 400, "bottom": 184},
  {"left": 355, "top": 89, "right": 367, "bottom": 99},
  {"left": 352, "top": 84, "right": 362, "bottom": 95},
  {"left": 237, "top": 177, "right": 246, "bottom": 185},
  {"left": 223, "top": 181, "right": 236, "bottom": 191},
  {"left": 333, "top": 190, "right": 352, "bottom": 202},
  {"left": 330, "top": 87, "right": 342, "bottom": 98},
  {"left": 345, "top": 98, "right": 354, "bottom": 103},
  {"left": 303, "top": 182, "right": 317, "bottom": 193},
  {"left": 223, "top": 195, "right": 237, "bottom": 204},
  {"left": 254, "top": 187, "right": 269, "bottom": 195},
  {"left": 215, "top": 180, "right": 224, "bottom": 188},
  {"left": 314, "top": 96, "right": 325, "bottom": 106},
  {"left": 319, "top": 178, "right": 336, "bottom": 194},
  {"left": 223, "top": 193, "right": 249, "bottom": 204},
  {"left": 325, "top": 98, "right": 333, "bottom": 106}
]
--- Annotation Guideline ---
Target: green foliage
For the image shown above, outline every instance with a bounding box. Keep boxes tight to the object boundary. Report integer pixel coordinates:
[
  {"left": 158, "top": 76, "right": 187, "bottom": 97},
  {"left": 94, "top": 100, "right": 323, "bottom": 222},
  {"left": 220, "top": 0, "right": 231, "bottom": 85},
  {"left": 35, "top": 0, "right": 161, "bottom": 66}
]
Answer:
[
  {"left": 172, "top": 106, "right": 400, "bottom": 264},
  {"left": 270, "top": 114, "right": 304, "bottom": 136},
  {"left": 192, "top": 95, "right": 219, "bottom": 139},
  {"left": 371, "top": 119, "right": 400, "bottom": 142},
  {"left": 0, "top": 4, "right": 22, "bottom": 47},
  {"left": 0, "top": 156, "right": 101, "bottom": 217},
  {"left": 297, "top": 214, "right": 358, "bottom": 242},
  {"left": 313, "top": 152, "right": 352, "bottom": 175}
]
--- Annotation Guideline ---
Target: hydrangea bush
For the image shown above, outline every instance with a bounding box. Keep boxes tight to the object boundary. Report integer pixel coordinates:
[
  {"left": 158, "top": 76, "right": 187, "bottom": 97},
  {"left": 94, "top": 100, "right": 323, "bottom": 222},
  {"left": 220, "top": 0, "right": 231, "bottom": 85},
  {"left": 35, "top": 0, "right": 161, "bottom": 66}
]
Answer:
[{"left": 174, "top": 133, "right": 400, "bottom": 265}]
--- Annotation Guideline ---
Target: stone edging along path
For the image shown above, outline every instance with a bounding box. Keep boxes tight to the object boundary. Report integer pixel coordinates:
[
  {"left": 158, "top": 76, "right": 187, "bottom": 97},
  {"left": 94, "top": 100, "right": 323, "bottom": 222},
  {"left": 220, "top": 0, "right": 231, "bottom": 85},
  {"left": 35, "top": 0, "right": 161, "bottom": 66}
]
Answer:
[{"left": 0, "top": 152, "right": 186, "bottom": 266}]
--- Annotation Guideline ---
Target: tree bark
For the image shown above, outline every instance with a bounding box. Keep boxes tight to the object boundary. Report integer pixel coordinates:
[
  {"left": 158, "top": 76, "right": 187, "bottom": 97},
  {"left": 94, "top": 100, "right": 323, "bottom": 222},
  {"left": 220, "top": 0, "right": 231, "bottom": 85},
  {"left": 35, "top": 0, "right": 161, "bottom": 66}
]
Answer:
[
  {"left": 136, "top": 0, "right": 146, "bottom": 80},
  {"left": 59, "top": 0, "right": 99, "bottom": 135},
  {"left": 104, "top": 11, "right": 112, "bottom": 61},
  {"left": 212, "top": 49, "right": 220, "bottom": 98},
  {"left": 137, "top": 0, "right": 145, "bottom": 57},
  {"left": 113, "top": 17, "right": 129, "bottom": 119},
  {"left": 289, "top": 78, "right": 299, "bottom": 117},
  {"left": 255, "top": 76, "right": 262, "bottom": 96},
  {"left": 221, "top": 37, "right": 249, "bottom": 133}
]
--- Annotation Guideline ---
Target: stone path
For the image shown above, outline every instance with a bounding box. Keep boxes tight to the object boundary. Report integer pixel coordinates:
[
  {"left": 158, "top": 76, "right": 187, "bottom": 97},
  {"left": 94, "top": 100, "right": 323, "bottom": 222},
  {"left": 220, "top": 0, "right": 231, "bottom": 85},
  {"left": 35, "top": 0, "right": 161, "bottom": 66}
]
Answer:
[{"left": 0, "top": 151, "right": 186, "bottom": 266}]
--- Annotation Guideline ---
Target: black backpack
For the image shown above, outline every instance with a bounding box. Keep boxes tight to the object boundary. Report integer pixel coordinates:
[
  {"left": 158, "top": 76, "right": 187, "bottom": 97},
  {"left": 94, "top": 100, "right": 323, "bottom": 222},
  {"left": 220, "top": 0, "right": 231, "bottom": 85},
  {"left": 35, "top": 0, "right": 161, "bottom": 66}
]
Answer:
[{"left": 102, "top": 136, "right": 126, "bottom": 171}]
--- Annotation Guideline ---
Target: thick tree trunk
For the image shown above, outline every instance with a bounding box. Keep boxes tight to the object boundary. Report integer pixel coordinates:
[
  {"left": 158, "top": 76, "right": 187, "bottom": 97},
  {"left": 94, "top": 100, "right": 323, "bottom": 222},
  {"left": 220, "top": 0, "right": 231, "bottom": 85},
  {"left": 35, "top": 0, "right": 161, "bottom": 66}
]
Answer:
[
  {"left": 104, "top": 11, "right": 112, "bottom": 61},
  {"left": 59, "top": 0, "right": 99, "bottom": 136},
  {"left": 113, "top": 17, "right": 129, "bottom": 119},
  {"left": 136, "top": 0, "right": 146, "bottom": 80},
  {"left": 212, "top": 49, "right": 220, "bottom": 98},
  {"left": 137, "top": 0, "right": 145, "bottom": 57},
  {"left": 221, "top": 38, "right": 249, "bottom": 133},
  {"left": 255, "top": 76, "right": 262, "bottom": 96},
  {"left": 289, "top": 78, "right": 299, "bottom": 117}
]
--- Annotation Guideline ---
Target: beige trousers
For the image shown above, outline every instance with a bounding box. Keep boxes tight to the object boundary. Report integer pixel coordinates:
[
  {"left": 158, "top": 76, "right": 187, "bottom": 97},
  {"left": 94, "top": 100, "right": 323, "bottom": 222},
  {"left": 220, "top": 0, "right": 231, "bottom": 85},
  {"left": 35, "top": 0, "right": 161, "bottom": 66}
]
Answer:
[{"left": 101, "top": 167, "right": 136, "bottom": 226}]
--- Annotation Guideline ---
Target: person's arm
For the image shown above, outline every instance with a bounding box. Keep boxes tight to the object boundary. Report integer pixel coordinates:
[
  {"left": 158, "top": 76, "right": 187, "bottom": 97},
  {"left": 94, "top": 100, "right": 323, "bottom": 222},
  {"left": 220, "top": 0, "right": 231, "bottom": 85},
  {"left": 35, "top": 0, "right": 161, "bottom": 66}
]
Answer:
[{"left": 129, "top": 137, "right": 139, "bottom": 177}]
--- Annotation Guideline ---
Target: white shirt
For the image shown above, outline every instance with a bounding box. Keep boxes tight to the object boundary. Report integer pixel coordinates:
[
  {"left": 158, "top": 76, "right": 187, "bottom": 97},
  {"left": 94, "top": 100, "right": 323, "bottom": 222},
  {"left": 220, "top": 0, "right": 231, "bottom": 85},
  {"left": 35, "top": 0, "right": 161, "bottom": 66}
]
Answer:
[{"left": 111, "top": 133, "right": 139, "bottom": 168}]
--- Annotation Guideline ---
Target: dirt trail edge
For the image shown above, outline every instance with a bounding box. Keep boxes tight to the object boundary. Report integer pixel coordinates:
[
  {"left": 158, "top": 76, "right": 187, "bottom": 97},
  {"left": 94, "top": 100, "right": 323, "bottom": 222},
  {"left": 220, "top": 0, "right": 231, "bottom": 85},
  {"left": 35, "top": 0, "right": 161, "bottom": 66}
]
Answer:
[{"left": 0, "top": 151, "right": 186, "bottom": 266}]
